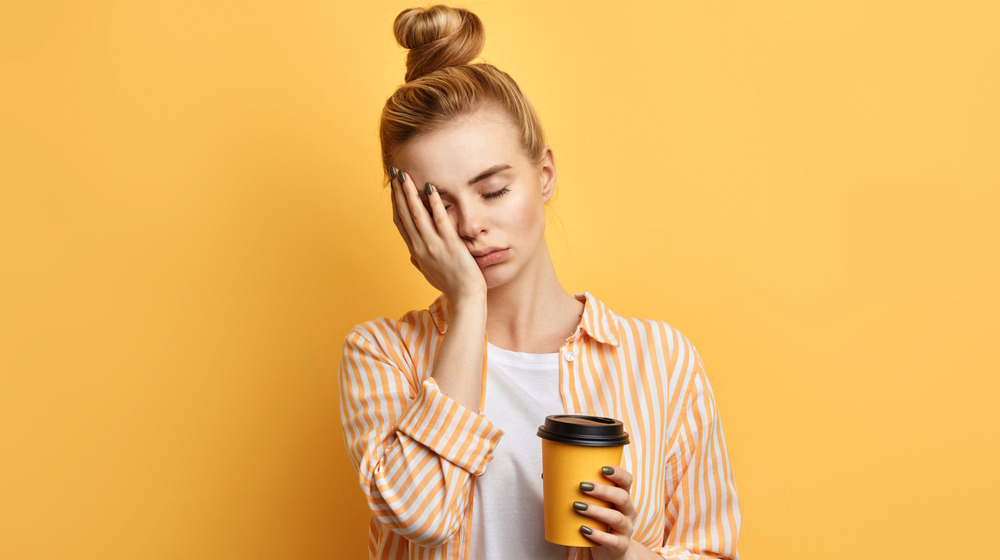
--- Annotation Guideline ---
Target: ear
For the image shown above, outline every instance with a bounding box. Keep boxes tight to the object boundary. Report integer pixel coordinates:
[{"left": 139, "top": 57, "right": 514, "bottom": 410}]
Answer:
[{"left": 537, "top": 146, "right": 556, "bottom": 203}]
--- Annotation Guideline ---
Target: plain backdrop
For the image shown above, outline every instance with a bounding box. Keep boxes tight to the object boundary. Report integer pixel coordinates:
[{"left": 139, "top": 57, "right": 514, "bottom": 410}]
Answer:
[{"left": 2, "top": 1, "right": 998, "bottom": 558}]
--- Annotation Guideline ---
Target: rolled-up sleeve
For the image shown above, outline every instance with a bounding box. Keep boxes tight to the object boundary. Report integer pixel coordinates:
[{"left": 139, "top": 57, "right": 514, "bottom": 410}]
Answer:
[{"left": 339, "top": 323, "right": 503, "bottom": 548}]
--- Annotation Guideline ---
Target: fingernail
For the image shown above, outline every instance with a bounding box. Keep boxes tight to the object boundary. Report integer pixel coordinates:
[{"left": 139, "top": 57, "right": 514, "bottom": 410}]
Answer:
[
  {"left": 579, "top": 482, "right": 595, "bottom": 492},
  {"left": 580, "top": 525, "right": 593, "bottom": 535},
  {"left": 425, "top": 182, "right": 435, "bottom": 195},
  {"left": 399, "top": 171, "right": 407, "bottom": 183},
  {"left": 602, "top": 466, "right": 615, "bottom": 475},
  {"left": 573, "top": 501, "right": 588, "bottom": 511},
  {"left": 389, "top": 165, "right": 397, "bottom": 179}
]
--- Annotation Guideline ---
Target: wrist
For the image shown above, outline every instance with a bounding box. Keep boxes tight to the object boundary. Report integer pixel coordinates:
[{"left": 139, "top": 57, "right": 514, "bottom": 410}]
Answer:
[
  {"left": 449, "top": 291, "right": 487, "bottom": 316},
  {"left": 624, "top": 539, "right": 659, "bottom": 560}
]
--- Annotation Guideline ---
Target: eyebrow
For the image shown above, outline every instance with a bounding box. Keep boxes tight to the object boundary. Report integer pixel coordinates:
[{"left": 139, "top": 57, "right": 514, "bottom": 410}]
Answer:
[{"left": 468, "top": 164, "right": 512, "bottom": 186}]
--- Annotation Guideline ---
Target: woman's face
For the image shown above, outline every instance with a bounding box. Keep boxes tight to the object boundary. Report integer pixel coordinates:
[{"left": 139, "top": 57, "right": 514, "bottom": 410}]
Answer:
[{"left": 393, "top": 106, "right": 555, "bottom": 290}]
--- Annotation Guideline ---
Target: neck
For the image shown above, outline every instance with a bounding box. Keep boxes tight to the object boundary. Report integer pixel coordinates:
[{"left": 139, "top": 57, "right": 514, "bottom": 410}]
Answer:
[{"left": 484, "top": 245, "right": 583, "bottom": 353}]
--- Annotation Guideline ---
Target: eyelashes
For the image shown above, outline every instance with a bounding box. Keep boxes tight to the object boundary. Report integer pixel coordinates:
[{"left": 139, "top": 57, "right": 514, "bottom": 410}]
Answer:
[
  {"left": 440, "top": 186, "right": 510, "bottom": 211},
  {"left": 482, "top": 187, "right": 510, "bottom": 199}
]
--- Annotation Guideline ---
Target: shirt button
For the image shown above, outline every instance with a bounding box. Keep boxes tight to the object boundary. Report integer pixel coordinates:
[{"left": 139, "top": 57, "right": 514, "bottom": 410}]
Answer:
[{"left": 563, "top": 351, "right": 576, "bottom": 362}]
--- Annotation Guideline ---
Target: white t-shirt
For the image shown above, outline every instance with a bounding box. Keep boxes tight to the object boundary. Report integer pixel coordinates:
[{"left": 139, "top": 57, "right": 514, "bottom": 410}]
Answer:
[{"left": 469, "top": 343, "right": 566, "bottom": 560}]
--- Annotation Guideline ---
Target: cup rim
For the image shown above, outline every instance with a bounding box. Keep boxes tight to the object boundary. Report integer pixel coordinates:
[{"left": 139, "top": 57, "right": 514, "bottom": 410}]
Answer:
[{"left": 536, "top": 414, "right": 630, "bottom": 447}]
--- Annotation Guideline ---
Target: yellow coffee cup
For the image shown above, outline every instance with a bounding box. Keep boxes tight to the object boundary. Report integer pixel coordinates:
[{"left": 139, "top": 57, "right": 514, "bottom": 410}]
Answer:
[{"left": 537, "top": 415, "right": 630, "bottom": 547}]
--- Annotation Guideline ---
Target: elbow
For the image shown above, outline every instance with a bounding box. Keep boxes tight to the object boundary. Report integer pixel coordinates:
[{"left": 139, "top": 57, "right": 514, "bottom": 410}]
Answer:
[
  {"left": 367, "top": 487, "right": 465, "bottom": 548},
  {"left": 393, "top": 511, "right": 463, "bottom": 548},
  {"left": 380, "top": 504, "right": 462, "bottom": 548}
]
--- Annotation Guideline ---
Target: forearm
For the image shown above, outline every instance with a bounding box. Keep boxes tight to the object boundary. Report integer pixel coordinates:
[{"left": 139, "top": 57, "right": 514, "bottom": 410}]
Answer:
[
  {"left": 340, "top": 323, "right": 502, "bottom": 546},
  {"left": 429, "top": 295, "right": 487, "bottom": 411}
]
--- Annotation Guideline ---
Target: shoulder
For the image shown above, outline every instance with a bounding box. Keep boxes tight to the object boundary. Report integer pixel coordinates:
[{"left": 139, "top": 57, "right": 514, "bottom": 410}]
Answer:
[
  {"left": 616, "top": 315, "right": 700, "bottom": 360},
  {"left": 582, "top": 292, "right": 703, "bottom": 368},
  {"left": 344, "top": 299, "right": 444, "bottom": 352}
]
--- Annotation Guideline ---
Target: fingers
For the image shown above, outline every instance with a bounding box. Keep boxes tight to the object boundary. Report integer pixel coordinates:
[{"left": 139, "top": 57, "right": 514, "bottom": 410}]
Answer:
[
  {"left": 579, "top": 523, "right": 632, "bottom": 556},
  {"left": 397, "top": 169, "right": 439, "bottom": 243},
  {"left": 601, "top": 465, "right": 633, "bottom": 494},
  {"left": 391, "top": 168, "right": 418, "bottom": 253},
  {"left": 424, "top": 182, "right": 456, "bottom": 238},
  {"left": 577, "top": 466, "right": 638, "bottom": 556},
  {"left": 576, "top": 500, "right": 630, "bottom": 533},
  {"left": 576, "top": 485, "right": 635, "bottom": 530},
  {"left": 581, "top": 468, "right": 636, "bottom": 519},
  {"left": 390, "top": 166, "right": 462, "bottom": 280}
]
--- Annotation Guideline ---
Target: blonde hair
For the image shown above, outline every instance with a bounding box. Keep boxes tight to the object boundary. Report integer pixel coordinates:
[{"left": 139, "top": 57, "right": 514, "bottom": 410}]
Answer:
[{"left": 379, "top": 5, "right": 546, "bottom": 178}]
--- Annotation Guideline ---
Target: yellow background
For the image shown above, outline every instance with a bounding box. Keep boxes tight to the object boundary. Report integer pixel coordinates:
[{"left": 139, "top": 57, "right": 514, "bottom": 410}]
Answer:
[{"left": 2, "top": 1, "right": 997, "bottom": 558}]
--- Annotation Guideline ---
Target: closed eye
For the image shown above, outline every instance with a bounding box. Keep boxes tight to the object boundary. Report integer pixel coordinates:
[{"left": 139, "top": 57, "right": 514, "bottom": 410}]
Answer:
[{"left": 483, "top": 187, "right": 510, "bottom": 199}]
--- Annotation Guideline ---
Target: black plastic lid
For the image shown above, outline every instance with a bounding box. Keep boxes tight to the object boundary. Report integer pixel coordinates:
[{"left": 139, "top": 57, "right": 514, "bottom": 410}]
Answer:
[{"left": 536, "top": 415, "right": 630, "bottom": 447}]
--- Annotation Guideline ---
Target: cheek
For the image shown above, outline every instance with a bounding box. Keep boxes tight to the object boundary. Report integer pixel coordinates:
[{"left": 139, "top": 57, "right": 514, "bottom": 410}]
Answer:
[{"left": 509, "top": 196, "right": 546, "bottom": 235}]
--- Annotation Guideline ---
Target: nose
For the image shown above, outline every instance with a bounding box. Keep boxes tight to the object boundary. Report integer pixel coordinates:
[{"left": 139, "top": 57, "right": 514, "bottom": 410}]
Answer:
[{"left": 455, "top": 202, "right": 488, "bottom": 240}]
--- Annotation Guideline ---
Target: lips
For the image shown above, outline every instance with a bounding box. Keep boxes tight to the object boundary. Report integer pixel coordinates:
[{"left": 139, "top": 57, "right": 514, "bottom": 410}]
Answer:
[{"left": 471, "top": 248, "right": 509, "bottom": 267}]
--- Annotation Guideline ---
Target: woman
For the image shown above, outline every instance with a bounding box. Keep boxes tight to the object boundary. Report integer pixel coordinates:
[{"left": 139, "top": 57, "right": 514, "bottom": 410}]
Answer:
[{"left": 339, "top": 6, "right": 740, "bottom": 560}]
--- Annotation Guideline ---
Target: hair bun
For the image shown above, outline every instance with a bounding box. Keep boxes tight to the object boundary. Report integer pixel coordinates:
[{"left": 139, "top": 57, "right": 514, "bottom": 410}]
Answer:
[{"left": 394, "top": 5, "right": 485, "bottom": 82}]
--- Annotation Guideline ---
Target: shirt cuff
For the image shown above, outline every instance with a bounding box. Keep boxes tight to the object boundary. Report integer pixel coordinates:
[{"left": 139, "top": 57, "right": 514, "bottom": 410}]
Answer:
[{"left": 396, "top": 378, "right": 504, "bottom": 475}]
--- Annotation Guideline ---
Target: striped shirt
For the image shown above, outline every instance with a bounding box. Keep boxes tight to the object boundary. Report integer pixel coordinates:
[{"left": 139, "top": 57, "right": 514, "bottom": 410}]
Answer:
[{"left": 339, "top": 292, "right": 741, "bottom": 560}]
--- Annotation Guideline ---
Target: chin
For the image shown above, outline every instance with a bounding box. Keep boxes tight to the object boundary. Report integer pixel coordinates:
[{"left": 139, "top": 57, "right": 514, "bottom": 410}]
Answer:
[{"left": 482, "top": 264, "right": 515, "bottom": 291}]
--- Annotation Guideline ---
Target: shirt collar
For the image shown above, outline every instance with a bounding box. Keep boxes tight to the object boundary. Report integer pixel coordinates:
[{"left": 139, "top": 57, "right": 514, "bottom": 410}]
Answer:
[
  {"left": 427, "top": 292, "right": 620, "bottom": 347},
  {"left": 429, "top": 296, "right": 450, "bottom": 334},
  {"left": 573, "top": 292, "right": 621, "bottom": 347}
]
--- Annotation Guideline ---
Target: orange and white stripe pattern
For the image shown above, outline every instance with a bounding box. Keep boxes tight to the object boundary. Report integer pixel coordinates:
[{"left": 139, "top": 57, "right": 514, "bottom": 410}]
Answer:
[{"left": 339, "top": 293, "right": 740, "bottom": 559}]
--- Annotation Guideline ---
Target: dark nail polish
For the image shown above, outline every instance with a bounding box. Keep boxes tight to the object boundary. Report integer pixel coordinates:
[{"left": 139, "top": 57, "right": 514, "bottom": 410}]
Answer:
[
  {"left": 580, "top": 525, "right": 593, "bottom": 536},
  {"left": 389, "top": 166, "right": 397, "bottom": 179},
  {"left": 399, "top": 171, "right": 407, "bottom": 183},
  {"left": 573, "top": 501, "right": 588, "bottom": 511},
  {"left": 602, "top": 466, "right": 615, "bottom": 475},
  {"left": 579, "top": 482, "right": 595, "bottom": 492},
  {"left": 425, "top": 182, "right": 434, "bottom": 195}
]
